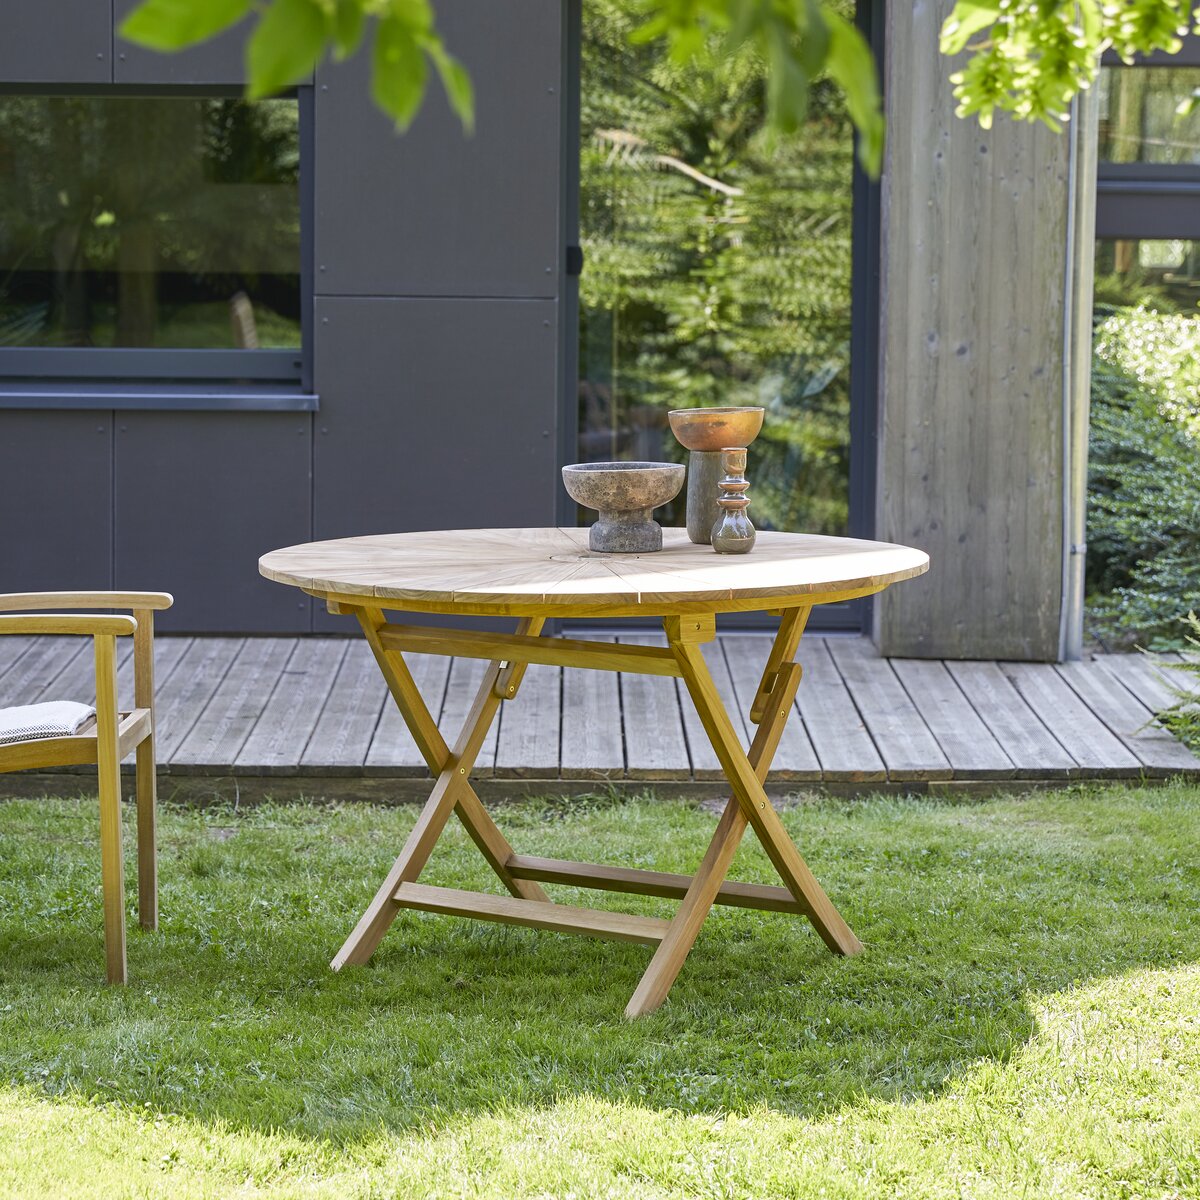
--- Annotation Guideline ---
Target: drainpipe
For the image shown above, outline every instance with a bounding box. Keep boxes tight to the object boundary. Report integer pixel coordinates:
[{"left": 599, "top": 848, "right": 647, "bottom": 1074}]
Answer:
[{"left": 1060, "top": 83, "right": 1100, "bottom": 662}]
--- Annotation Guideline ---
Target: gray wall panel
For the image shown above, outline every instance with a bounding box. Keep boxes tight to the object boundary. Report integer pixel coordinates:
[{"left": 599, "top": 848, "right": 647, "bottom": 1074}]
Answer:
[
  {"left": 312, "top": 296, "right": 559, "bottom": 631},
  {"left": 0, "top": 414, "right": 112, "bottom": 592},
  {"left": 113, "top": 1, "right": 251, "bottom": 84},
  {"left": 114, "top": 415, "right": 313, "bottom": 633},
  {"left": 315, "top": 0, "right": 561, "bottom": 298},
  {"left": 0, "top": 2, "right": 111, "bottom": 83}
]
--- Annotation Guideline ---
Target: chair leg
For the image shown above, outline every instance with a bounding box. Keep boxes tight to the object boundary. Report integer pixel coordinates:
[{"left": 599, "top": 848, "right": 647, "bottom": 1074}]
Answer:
[
  {"left": 95, "top": 633, "right": 127, "bottom": 985},
  {"left": 135, "top": 735, "right": 158, "bottom": 931}
]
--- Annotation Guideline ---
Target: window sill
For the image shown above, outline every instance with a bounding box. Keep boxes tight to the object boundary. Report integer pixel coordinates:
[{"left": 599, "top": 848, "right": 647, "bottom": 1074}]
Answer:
[{"left": 0, "top": 384, "right": 319, "bottom": 412}]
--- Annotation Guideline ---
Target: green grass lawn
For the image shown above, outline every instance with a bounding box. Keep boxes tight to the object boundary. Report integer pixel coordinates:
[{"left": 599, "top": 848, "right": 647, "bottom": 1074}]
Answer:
[{"left": 0, "top": 786, "right": 1198, "bottom": 1199}]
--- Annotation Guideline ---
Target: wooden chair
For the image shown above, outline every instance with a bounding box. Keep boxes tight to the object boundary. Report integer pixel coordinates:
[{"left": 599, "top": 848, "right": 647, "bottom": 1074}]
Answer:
[{"left": 0, "top": 592, "right": 173, "bottom": 983}]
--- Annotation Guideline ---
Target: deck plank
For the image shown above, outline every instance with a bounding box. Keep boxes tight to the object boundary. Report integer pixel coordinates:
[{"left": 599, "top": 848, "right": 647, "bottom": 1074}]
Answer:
[
  {"left": 1092, "top": 652, "right": 1196, "bottom": 715},
  {"left": 826, "top": 637, "right": 952, "bottom": 780},
  {"left": 301, "top": 640, "right": 387, "bottom": 769},
  {"left": 424, "top": 656, "right": 498, "bottom": 777},
  {"left": 794, "top": 638, "right": 887, "bottom": 781},
  {"left": 236, "top": 639, "right": 347, "bottom": 770},
  {"left": 1001, "top": 662, "right": 1141, "bottom": 776},
  {"left": 619, "top": 634, "right": 691, "bottom": 779},
  {"left": 942, "top": 660, "right": 1076, "bottom": 777},
  {"left": 495, "top": 661, "right": 562, "bottom": 778},
  {"left": 365, "top": 651, "right": 452, "bottom": 773},
  {"left": 559, "top": 634, "right": 624, "bottom": 780},
  {"left": 173, "top": 639, "right": 295, "bottom": 767},
  {"left": 154, "top": 638, "right": 244, "bottom": 762},
  {"left": 1055, "top": 660, "right": 1200, "bottom": 775},
  {"left": 890, "top": 658, "right": 1016, "bottom": 778},
  {"left": 3, "top": 637, "right": 89, "bottom": 705},
  {"left": 721, "top": 634, "right": 822, "bottom": 780}
]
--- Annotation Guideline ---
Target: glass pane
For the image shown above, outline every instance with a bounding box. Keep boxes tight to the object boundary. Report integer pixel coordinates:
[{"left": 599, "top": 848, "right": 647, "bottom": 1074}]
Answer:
[
  {"left": 577, "top": 2, "right": 855, "bottom": 534},
  {"left": 0, "top": 96, "right": 301, "bottom": 350},
  {"left": 1088, "top": 238, "right": 1200, "bottom": 646},
  {"left": 1097, "top": 67, "right": 1200, "bottom": 164}
]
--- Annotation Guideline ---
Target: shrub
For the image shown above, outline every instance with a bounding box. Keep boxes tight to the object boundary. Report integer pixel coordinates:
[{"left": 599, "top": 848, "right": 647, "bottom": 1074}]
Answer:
[{"left": 1087, "top": 307, "right": 1200, "bottom": 647}]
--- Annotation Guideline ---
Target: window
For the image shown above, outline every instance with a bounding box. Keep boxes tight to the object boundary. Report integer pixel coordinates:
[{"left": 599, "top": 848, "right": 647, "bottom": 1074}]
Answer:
[
  {"left": 575, "top": 0, "right": 864, "bottom": 540},
  {"left": 1087, "top": 45, "right": 1200, "bottom": 646},
  {"left": 0, "top": 93, "right": 305, "bottom": 390}
]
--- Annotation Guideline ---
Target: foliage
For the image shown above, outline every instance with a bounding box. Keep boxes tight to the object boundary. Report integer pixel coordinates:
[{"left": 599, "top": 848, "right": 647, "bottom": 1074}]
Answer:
[
  {"left": 1155, "top": 612, "right": 1200, "bottom": 749},
  {"left": 118, "top": 0, "right": 1200, "bottom": 179},
  {"left": 1, "top": 787, "right": 1199, "bottom": 1196},
  {"left": 579, "top": 0, "right": 855, "bottom": 533},
  {"left": 941, "top": 0, "right": 1199, "bottom": 130},
  {"left": 1095, "top": 302, "right": 1200, "bottom": 436},
  {"left": 1086, "top": 308, "right": 1200, "bottom": 645}
]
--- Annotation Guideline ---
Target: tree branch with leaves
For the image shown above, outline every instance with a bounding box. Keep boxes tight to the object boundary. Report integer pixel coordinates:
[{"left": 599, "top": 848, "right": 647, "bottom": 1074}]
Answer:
[{"left": 121, "top": 0, "right": 1200, "bottom": 178}]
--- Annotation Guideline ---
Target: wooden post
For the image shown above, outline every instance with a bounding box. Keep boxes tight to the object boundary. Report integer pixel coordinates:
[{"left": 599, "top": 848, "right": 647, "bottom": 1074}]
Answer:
[{"left": 875, "top": 0, "right": 1082, "bottom": 661}]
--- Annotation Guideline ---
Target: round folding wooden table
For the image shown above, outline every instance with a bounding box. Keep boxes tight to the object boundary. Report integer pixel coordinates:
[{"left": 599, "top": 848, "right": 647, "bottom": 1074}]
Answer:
[{"left": 260, "top": 527, "right": 929, "bottom": 1017}]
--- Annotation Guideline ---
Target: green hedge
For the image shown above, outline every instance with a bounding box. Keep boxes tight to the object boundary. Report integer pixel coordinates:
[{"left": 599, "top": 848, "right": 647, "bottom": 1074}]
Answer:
[{"left": 1087, "top": 304, "right": 1200, "bottom": 648}]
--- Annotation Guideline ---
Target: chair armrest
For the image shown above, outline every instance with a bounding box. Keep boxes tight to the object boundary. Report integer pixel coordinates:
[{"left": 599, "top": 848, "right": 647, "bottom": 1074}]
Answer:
[
  {"left": 0, "top": 591, "right": 173, "bottom": 613},
  {"left": 0, "top": 614, "right": 137, "bottom": 637}
]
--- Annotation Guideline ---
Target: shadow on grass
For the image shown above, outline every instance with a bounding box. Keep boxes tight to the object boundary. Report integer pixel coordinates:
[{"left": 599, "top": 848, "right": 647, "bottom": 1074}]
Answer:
[{"left": 0, "top": 785, "right": 1196, "bottom": 1143}]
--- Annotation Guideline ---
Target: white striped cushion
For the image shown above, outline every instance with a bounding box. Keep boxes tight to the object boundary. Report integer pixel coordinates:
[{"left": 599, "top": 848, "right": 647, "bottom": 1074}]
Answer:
[{"left": 0, "top": 701, "right": 96, "bottom": 745}]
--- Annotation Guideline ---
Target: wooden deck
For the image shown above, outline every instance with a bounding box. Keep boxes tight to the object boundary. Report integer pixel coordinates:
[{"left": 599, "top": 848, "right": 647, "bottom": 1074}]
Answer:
[{"left": 2, "top": 633, "right": 1198, "bottom": 800}]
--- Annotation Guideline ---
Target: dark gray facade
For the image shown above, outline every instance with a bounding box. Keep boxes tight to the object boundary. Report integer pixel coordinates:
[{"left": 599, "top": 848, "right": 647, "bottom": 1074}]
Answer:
[{"left": 0, "top": 0, "right": 568, "bottom": 633}]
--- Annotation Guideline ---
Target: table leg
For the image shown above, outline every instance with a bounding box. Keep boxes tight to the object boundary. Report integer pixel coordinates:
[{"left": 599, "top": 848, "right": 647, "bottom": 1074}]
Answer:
[
  {"left": 623, "top": 614, "right": 861, "bottom": 1013},
  {"left": 330, "top": 609, "right": 548, "bottom": 970},
  {"left": 625, "top": 659, "right": 803, "bottom": 1017}
]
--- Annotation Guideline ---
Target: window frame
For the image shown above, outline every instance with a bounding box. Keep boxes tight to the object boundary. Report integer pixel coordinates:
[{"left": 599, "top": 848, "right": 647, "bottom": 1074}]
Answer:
[
  {"left": 1097, "top": 41, "right": 1200, "bottom": 239},
  {"left": 0, "top": 83, "right": 314, "bottom": 407}
]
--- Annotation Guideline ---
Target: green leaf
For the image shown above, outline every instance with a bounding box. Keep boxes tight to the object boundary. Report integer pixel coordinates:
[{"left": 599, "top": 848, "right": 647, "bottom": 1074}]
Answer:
[
  {"left": 824, "top": 8, "right": 884, "bottom": 177},
  {"left": 939, "top": 0, "right": 1003, "bottom": 56},
  {"left": 247, "top": 0, "right": 330, "bottom": 98},
  {"left": 119, "top": 0, "right": 253, "bottom": 50},
  {"left": 372, "top": 14, "right": 428, "bottom": 130},
  {"left": 427, "top": 42, "right": 475, "bottom": 133},
  {"left": 332, "top": 0, "right": 366, "bottom": 60}
]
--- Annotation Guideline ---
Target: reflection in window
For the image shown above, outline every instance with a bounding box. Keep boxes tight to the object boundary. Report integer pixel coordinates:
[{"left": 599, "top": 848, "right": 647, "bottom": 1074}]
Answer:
[
  {"left": 0, "top": 96, "right": 300, "bottom": 351},
  {"left": 1097, "top": 67, "right": 1200, "bottom": 164},
  {"left": 578, "top": 1, "right": 855, "bottom": 534}
]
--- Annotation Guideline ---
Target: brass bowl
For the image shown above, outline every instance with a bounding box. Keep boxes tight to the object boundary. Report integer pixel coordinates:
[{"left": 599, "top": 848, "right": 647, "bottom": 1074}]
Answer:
[{"left": 667, "top": 406, "right": 764, "bottom": 452}]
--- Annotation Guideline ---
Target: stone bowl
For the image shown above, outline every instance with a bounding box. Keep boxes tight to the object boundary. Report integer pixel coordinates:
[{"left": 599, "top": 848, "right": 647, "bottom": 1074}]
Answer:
[
  {"left": 561, "top": 461, "right": 685, "bottom": 553},
  {"left": 667, "top": 406, "right": 764, "bottom": 452}
]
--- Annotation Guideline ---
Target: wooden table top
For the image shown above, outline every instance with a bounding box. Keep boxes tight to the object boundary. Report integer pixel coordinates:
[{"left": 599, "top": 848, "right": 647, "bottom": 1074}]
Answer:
[{"left": 260, "top": 527, "right": 929, "bottom": 617}]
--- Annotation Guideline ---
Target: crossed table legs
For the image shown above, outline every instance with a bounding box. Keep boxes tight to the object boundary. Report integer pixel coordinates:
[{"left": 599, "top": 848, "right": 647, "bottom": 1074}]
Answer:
[{"left": 330, "top": 603, "right": 862, "bottom": 1017}]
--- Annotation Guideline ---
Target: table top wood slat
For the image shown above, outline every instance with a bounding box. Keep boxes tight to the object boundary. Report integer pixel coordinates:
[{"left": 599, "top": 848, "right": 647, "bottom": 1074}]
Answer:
[
  {"left": 1000, "top": 661, "right": 1141, "bottom": 776},
  {"left": 826, "top": 638, "right": 953, "bottom": 780},
  {"left": 260, "top": 528, "right": 929, "bottom": 616},
  {"left": 941, "top": 660, "right": 1077, "bottom": 777},
  {"left": 559, "top": 634, "right": 625, "bottom": 780},
  {"left": 619, "top": 633, "right": 692, "bottom": 779},
  {"left": 889, "top": 658, "right": 1017, "bottom": 778},
  {"left": 1054, "top": 659, "right": 1200, "bottom": 774},
  {"left": 235, "top": 639, "right": 348, "bottom": 771},
  {"left": 301, "top": 640, "right": 388, "bottom": 769},
  {"left": 721, "top": 635, "right": 823, "bottom": 780}
]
